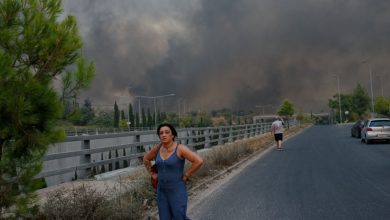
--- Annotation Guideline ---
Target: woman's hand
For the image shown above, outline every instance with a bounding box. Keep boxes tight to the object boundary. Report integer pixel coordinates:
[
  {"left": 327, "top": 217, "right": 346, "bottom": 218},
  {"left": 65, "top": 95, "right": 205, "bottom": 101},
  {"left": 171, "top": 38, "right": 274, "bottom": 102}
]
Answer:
[
  {"left": 151, "top": 172, "right": 158, "bottom": 180},
  {"left": 182, "top": 174, "right": 189, "bottom": 182}
]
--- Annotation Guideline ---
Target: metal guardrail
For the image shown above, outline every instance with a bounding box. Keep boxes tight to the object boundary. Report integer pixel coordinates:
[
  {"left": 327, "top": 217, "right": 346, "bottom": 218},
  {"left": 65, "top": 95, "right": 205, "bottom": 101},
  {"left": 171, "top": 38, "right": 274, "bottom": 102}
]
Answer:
[
  {"left": 38, "top": 121, "right": 299, "bottom": 183},
  {"left": 64, "top": 127, "right": 152, "bottom": 136}
]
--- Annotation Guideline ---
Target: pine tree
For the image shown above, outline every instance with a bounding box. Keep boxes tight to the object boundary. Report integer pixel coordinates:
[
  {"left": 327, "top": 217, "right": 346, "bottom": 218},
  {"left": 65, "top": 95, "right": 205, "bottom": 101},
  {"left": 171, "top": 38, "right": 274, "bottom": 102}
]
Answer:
[
  {"left": 61, "top": 58, "right": 95, "bottom": 118},
  {"left": 141, "top": 108, "right": 146, "bottom": 128},
  {"left": 161, "top": 111, "right": 168, "bottom": 123},
  {"left": 128, "top": 103, "right": 134, "bottom": 129},
  {"left": 0, "top": 0, "right": 94, "bottom": 217},
  {"left": 114, "top": 101, "right": 119, "bottom": 128},
  {"left": 157, "top": 109, "right": 162, "bottom": 125},
  {"left": 135, "top": 113, "right": 140, "bottom": 128},
  {"left": 147, "top": 108, "right": 153, "bottom": 128},
  {"left": 120, "top": 110, "right": 126, "bottom": 121}
]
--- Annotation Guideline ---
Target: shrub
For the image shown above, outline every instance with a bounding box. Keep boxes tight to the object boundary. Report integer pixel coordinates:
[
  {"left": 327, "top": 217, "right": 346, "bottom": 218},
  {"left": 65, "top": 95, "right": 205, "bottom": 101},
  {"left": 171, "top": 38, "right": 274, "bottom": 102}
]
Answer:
[
  {"left": 41, "top": 169, "right": 156, "bottom": 220},
  {"left": 42, "top": 184, "right": 112, "bottom": 219}
]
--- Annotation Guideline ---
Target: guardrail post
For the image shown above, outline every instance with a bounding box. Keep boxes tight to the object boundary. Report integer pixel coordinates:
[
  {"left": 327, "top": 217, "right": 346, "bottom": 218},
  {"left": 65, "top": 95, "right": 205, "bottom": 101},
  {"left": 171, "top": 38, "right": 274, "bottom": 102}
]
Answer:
[
  {"left": 108, "top": 151, "right": 113, "bottom": 171},
  {"left": 187, "top": 128, "right": 194, "bottom": 150},
  {"left": 79, "top": 139, "right": 91, "bottom": 179},
  {"left": 123, "top": 148, "right": 128, "bottom": 168},
  {"left": 204, "top": 128, "right": 211, "bottom": 148},
  {"left": 135, "top": 134, "right": 143, "bottom": 164},
  {"left": 245, "top": 125, "right": 250, "bottom": 139},
  {"left": 261, "top": 123, "right": 265, "bottom": 134},
  {"left": 254, "top": 124, "right": 258, "bottom": 135},
  {"left": 259, "top": 123, "right": 263, "bottom": 135},
  {"left": 115, "top": 149, "right": 120, "bottom": 170},
  {"left": 218, "top": 127, "right": 224, "bottom": 145},
  {"left": 228, "top": 126, "right": 233, "bottom": 143}
]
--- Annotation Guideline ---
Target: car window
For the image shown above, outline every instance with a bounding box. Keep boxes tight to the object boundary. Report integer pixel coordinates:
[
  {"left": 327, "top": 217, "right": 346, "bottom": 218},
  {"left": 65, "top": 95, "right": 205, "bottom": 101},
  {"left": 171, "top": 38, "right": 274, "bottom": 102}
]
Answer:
[{"left": 369, "top": 120, "right": 390, "bottom": 127}]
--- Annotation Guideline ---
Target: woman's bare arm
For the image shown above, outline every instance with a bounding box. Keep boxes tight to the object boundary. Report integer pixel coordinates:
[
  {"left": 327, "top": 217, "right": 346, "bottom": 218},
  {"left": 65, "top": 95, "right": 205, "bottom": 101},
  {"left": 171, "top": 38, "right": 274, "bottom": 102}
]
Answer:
[
  {"left": 178, "top": 145, "right": 204, "bottom": 180},
  {"left": 143, "top": 144, "right": 161, "bottom": 175}
]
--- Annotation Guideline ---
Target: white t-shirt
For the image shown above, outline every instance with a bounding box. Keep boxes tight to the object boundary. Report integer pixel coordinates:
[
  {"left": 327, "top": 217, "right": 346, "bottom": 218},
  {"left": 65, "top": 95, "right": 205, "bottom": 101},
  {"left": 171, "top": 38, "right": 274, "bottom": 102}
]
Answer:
[{"left": 272, "top": 120, "right": 284, "bottom": 134}]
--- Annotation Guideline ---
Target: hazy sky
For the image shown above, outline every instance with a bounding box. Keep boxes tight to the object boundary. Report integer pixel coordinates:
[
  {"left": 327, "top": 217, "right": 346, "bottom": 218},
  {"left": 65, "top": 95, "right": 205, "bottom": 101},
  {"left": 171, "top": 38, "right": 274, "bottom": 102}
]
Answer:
[{"left": 62, "top": 0, "right": 390, "bottom": 114}]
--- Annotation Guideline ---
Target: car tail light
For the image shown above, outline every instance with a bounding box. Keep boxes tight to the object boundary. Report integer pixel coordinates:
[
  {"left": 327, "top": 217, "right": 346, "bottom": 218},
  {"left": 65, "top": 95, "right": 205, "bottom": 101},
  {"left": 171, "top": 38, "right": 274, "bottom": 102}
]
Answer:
[{"left": 367, "top": 127, "right": 373, "bottom": 131}]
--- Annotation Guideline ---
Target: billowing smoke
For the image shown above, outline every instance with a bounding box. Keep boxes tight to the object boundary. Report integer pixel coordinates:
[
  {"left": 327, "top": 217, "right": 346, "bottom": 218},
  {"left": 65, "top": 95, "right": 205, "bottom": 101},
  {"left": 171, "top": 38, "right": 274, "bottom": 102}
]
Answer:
[{"left": 62, "top": 0, "right": 390, "bottom": 114}]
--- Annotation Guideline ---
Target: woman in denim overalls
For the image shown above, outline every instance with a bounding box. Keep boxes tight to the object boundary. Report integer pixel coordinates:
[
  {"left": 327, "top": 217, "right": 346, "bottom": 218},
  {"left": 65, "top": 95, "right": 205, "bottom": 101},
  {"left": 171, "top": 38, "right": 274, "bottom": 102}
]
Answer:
[{"left": 144, "top": 123, "right": 204, "bottom": 220}]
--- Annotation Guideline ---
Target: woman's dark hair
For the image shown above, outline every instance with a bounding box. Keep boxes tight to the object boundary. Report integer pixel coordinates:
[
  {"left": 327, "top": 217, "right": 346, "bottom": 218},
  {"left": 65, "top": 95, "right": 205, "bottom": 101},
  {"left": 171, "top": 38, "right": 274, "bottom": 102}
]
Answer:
[{"left": 157, "top": 123, "right": 178, "bottom": 139}]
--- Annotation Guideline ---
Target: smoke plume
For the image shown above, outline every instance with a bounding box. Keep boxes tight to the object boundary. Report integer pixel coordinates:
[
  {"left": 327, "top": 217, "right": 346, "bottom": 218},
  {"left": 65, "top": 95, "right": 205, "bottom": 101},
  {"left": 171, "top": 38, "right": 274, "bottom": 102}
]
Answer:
[{"left": 62, "top": 0, "right": 390, "bottom": 114}]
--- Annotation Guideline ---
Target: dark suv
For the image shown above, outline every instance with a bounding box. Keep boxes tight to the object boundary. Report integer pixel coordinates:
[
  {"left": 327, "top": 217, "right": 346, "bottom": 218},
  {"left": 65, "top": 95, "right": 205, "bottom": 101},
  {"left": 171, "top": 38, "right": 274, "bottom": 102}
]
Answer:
[{"left": 351, "top": 120, "right": 364, "bottom": 138}]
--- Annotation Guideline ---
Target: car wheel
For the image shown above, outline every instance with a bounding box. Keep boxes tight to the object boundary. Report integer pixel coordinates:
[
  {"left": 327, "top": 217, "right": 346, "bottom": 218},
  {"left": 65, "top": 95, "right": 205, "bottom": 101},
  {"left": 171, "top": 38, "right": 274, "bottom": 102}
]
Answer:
[{"left": 365, "top": 137, "right": 371, "bottom": 144}]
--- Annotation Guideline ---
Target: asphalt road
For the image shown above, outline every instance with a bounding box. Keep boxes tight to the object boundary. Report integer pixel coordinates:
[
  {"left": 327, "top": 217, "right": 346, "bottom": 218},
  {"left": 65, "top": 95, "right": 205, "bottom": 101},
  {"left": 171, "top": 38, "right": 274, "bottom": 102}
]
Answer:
[{"left": 189, "top": 125, "right": 390, "bottom": 220}]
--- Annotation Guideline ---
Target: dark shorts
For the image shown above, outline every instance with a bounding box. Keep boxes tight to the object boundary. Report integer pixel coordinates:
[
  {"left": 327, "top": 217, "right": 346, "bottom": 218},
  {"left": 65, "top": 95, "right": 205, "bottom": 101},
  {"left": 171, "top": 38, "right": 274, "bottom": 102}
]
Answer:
[{"left": 274, "top": 133, "right": 283, "bottom": 141}]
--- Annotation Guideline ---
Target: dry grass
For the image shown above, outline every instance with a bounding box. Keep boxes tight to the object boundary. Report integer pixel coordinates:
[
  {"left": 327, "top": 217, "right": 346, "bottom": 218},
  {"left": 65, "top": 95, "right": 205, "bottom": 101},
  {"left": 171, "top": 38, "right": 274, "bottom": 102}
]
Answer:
[
  {"left": 188, "top": 132, "right": 273, "bottom": 186},
  {"left": 42, "top": 185, "right": 112, "bottom": 219},
  {"left": 40, "top": 169, "right": 156, "bottom": 219}
]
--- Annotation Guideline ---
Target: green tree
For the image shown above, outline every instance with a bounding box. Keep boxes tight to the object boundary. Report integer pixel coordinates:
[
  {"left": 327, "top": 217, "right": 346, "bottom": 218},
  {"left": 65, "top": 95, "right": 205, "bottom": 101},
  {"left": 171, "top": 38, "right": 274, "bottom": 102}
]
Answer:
[
  {"left": 277, "top": 99, "right": 295, "bottom": 118},
  {"left": 157, "top": 109, "right": 162, "bottom": 125},
  {"left": 179, "top": 115, "right": 194, "bottom": 127},
  {"left": 61, "top": 58, "right": 95, "bottom": 117},
  {"left": 374, "top": 96, "right": 390, "bottom": 117},
  {"left": 147, "top": 108, "right": 153, "bottom": 128},
  {"left": 328, "top": 94, "right": 354, "bottom": 122},
  {"left": 89, "top": 111, "right": 113, "bottom": 127},
  {"left": 0, "top": 0, "right": 94, "bottom": 217},
  {"left": 80, "top": 99, "right": 94, "bottom": 125},
  {"left": 141, "top": 108, "right": 146, "bottom": 127},
  {"left": 128, "top": 103, "right": 134, "bottom": 129},
  {"left": 69, "top": 99, "right": 94, "bottom": 125},
  {"left": 160, "top": 111, "right": 168, "bottom": 124},
  {"left": 351, "top": 84, "right": 370, "bottom": 117},
  {"left": 195, "top": 112, "right": 212, "bottom": 127},
  {"left": 120, "top": 110, "right": 126, "bottom": 121},
  {"left": 277, "top": 99, "right": 295, "bottom": 127},
  {"left": 113, "top": 101, "right": 119, "bottom": 128},
  {"left": 135, "top": 112, "right": 139, "bottom": 128},
  {"left": 328, "top": 84, "right": 370, "bottom": 122}
]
